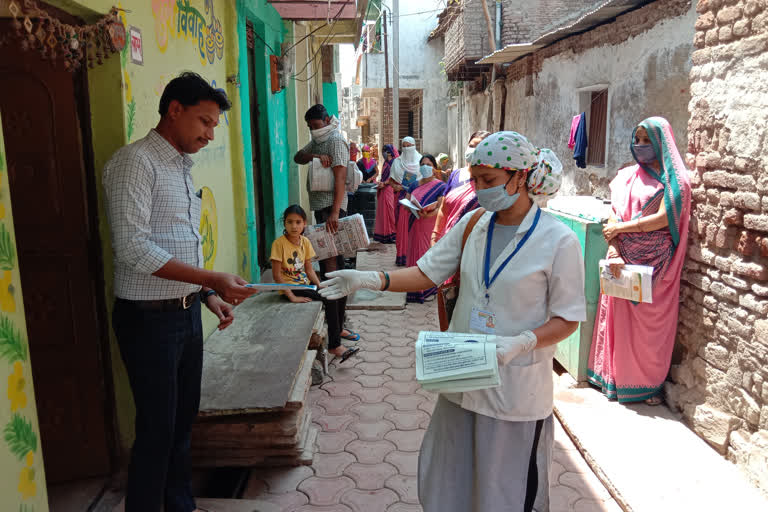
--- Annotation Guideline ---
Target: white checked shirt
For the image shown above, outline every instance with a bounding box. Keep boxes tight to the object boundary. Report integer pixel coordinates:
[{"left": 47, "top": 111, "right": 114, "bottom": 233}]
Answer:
[
  {"left": 103, "top": 130, "right": 203, "bottom": 300},
  {"left": 301, "top": 131, "right": 350, "bottom": 212}
]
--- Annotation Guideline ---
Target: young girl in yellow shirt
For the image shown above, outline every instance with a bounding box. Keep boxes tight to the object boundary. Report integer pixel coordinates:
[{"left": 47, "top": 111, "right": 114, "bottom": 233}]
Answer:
[{"left": 271, "top": 205, "right": 359, "bottom": 362}]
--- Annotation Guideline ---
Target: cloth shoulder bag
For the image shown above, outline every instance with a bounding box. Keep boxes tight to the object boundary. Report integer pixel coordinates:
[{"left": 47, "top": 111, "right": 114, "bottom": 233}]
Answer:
[
  {"left": 309, "top": 158, "right": 362, "bottom": 193},
  {"left": 436, "top": 208, "right": 486, "bottom": 331}
]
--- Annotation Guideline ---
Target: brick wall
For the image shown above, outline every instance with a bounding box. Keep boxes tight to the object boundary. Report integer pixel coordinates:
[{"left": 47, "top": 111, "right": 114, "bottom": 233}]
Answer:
[
  {"left": 444, "top": 0, "right": 496, "bottom": 75},
  {"left": 666, "top": 0, "right": 768, "bottom": 495}
]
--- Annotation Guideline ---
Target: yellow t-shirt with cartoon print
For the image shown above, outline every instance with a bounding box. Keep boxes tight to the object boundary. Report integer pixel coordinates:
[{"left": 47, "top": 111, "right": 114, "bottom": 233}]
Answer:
[{"left": 270, "top": 235, "right": 316, "bottom": 285}]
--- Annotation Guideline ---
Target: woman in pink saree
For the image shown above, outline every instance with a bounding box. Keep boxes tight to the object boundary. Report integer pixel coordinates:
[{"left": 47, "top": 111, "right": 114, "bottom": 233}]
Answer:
[
  {"left": 392, "top": 137, "right": 421, "bottom": 266},
  {"left": 406, "top": 154, "right": 446, "bottom": 302},
  {"left": 373, "top": 144, "right": 398, "bottom": 243},
  {"left": 588, "top": 117, "right": 691, "bottom": 405}
]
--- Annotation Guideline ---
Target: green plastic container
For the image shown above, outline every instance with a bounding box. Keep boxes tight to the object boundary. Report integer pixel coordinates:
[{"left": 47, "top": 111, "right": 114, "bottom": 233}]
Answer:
[{"left": 544, "top": 209, "right": 608, "bottom": 382}]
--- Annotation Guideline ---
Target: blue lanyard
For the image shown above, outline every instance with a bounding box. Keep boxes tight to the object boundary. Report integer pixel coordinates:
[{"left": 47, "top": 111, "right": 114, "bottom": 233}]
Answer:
[{"left": 483, "top": 207, "right": 541, "bottom": 296}]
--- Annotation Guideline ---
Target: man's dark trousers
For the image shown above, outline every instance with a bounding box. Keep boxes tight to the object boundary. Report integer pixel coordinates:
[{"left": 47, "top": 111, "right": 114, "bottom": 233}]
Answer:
[{"left": 113, "top": 296, "right": 203, "bottom": 512}]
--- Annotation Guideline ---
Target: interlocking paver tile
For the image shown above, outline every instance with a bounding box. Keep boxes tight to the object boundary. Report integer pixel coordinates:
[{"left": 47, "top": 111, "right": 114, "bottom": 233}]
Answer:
[
  {"left": 572, "top": 498, "right": 619, "bottom": 512},
  {"left": 331, "top": 367, "right": 363, "bottom": 382},
  {"left": 309, "top": 388, "right": 330, "bottom": 406},
  {"left": 415, "top": 389, "right": 437, "bottom": 402},
  {"left": 554, "top": 446, "right": 592, "bottom": 474},
  {"left": 316, "top": 431, "right": 358, "bottom": 454},
  {"left": 358, "top": 341, "right": 389, "bottom": 352},
  {"left": 383, "top": 380, "right": 421, "bottom": 395},
  {"left": 384, "top": 410, "right": 430, "bottom": 431},
  {"left": 355, "top": 362, "right": 392, "bottom": 375},
  {"left": 386, "top": 337, "right": 414, "bottom": 347},
  {"left": 340, "top": 488, "right": 400, "bottom": 512},
  {"left": 383, "top": 368, "right": 416, "bottom": 381},
  {"left": 322, "top": 381, "right": 364, "bottom": 397},
  {"left": 417, "top": 400, "right": 435, "bottom": 415},
  {"left": 384, "top": 346, "right": 414, "bottom": 357},
  {"left": 299, "top": 476, "right": 356, "bottom": 506},
  {"left": 348, "top": 419, "right": 395, "bottom": 441},
  {"left": 350, "top": 402, "right": 395, "bottom": 422},
  {"left": 343, "top": 462, "right": 399, "bottom": 490},
  {"left": 560, "top": 471, "right": 611, "bottom": 500},
  {"left": 313, "top": 452, "right": 357, "bottom": 478},
  {"left": 385, "top": 475, "right": 419, "bottom": 504},
  {"left": 293, "top": 504, "right": 354, "bottom": 512},
  {"left": 384, "top": 450, "right": 419, "bottom": 477},
  {"left": 550, "top": 484, "right": 582, "bottom": 511},
  {"left": 386, "top": 355, "right": 414, "bottom": 369},
  {"left": 384, "top": 394, "right": 426, "bottom": 411},
  {"left": 317, "top": 396, "right": 361, "bottom": 416},
  {"left": 351, "top": 386, "right": 392, "bottom": 404},
  {"left": 346, "top": 440, "right": 397, "bottom": 464},
  {"left": 358, "top": 351, "right": 391, "bottom": 363},
  {"left": 384, "top": 430, "right": 426, "bottom": 452},
  {"left": 258, "top": 491, "right": 309, "bottom": 510},
  {"left": 355, "top": 374, "right": 393, "bottom": 388},
  {"left": 249, "top": 466, "right": 314, "bottom": 494},
  {"left": 386, "top": 504, "right": 423, "bottom": 512},
  {"left": 314, "top": 414, "right": 356, "bottom": 433}
]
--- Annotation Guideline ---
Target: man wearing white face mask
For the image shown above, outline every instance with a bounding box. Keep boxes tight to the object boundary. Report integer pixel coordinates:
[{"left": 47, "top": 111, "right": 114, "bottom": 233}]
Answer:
[
  {"left": 294, "top": 105, "right": 361, "bottom": 346},
  {"left": 317, "top": 131, "right": 586, "bottom": 512}
]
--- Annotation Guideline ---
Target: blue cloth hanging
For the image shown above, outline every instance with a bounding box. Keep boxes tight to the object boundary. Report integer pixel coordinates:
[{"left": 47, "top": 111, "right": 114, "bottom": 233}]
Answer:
[{"left": 574, "top": 112, "right": 588, "bottom": 169}]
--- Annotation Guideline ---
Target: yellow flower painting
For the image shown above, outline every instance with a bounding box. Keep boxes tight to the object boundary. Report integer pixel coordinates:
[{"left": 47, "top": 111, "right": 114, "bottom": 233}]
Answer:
[
  {"left": 1, "top": 269, "right": 15, "bottom": 312},
  {"left": 7, "top": 361, "right": 27, "bottom": 412},
  {"left": 18, "top": 466, "right": 36, "bottom": 499}
]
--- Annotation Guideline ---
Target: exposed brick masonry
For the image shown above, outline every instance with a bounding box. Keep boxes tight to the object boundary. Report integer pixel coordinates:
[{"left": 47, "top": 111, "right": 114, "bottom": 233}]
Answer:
[{"left": 665, "top": 0, "right": 768, "bottom": 495}]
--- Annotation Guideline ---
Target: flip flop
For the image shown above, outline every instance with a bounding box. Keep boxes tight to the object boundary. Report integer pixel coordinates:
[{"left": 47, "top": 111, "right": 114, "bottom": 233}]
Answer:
[
  {"left": 339, "top": 347, "right": 360, "bottom": 363},
  {"left": 341, "top": 330, "right": 360, "bottom": 341}
]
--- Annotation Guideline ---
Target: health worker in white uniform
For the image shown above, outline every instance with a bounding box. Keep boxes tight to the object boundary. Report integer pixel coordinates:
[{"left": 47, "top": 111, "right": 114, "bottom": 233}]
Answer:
[{"left": 319, "top": 131, "right": 586, "bottom": 512}]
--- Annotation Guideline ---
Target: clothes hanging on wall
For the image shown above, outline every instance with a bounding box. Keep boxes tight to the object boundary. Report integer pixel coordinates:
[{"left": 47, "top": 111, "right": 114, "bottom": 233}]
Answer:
[
  {"left": 568, "top": 115, "right": 581, "bottom": 150},
  {"left": 573, "top": 112, "right": 588, "bottom": 169}
]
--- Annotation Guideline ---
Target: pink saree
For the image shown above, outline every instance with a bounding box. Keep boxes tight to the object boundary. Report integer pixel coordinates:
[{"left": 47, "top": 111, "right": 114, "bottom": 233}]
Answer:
[
  {"left": 588, "top": 117, "right": 691, "bottom": 403},
  {"left": 373, "top": 158, "right": 396, "bottom": 243},
  {"left": 407, "top": 179, "right": 446, "bottom": 302}
]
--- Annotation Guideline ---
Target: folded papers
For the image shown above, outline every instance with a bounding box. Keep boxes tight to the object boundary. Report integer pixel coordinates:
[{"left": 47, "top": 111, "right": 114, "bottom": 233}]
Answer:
[{"left": 415, "top": 331, "right": 500, "bottom": 393}]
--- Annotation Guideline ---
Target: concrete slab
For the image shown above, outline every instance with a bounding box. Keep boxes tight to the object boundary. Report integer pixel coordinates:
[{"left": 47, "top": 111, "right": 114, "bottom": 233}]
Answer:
[
  {"left": 199, "top": 293, "right": 321, "bottom": 415},
  {"left": 347, "top": 288, "right": 406, "bottom": 310},
  {"left": 554, "top": 386, "right": 768, "bottom": 511}
]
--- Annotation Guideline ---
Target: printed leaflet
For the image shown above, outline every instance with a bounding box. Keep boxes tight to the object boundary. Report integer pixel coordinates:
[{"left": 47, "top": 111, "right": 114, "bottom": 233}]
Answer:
[{"left": 415, "top": 331, "right": 500, "bottom": 393}]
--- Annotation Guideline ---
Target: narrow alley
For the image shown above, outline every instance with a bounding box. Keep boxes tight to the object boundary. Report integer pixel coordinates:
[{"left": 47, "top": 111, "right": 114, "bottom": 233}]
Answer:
[{"left": 241, "top": 246, "right": 620, "bottom": 512}]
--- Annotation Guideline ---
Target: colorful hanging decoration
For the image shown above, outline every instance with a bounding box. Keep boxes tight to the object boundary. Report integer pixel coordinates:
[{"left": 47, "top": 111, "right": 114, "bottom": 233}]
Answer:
[{"left": 4, "top": 0, "right": 126, "bottom": 71}]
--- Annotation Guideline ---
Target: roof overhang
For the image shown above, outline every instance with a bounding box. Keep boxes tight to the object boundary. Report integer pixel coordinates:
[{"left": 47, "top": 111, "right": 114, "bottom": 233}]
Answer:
[
  {"left": 476, "top": 0, "right": 651, "bottom": 65},
  {"left": 269, "top": 0, "right": 359, "bottom": 21}
]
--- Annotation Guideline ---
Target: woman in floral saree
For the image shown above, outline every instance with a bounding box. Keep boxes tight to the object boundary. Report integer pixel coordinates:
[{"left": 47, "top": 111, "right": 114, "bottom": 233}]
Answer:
[{"left": 588, "top": 117, "right": 691, "bottom": 405}]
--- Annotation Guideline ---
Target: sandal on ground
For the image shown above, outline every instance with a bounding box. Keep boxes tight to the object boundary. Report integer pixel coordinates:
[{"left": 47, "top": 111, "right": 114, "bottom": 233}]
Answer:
[
  {"left": 338, "top": 347, "right": 360, "bottom": 363},
  {"left": 341, "top": 330, "right": 360, "bottom": 341},
  {"left": 645, "top": 395, "right": 663, "bottom": 406}
]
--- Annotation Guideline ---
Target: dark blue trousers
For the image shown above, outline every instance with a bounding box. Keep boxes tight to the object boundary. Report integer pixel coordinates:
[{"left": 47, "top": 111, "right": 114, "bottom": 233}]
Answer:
[{"left": 113, "top": 297, "right": 203, "bottom": 512}]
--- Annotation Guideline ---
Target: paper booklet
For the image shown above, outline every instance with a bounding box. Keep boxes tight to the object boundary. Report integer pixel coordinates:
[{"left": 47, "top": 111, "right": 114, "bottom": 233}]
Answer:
[
  {"left": 599, "top": 260, "right": 654, "bottom": 303},
  {"left": 304, "top": 213, "right": 370, "bottom": 261},
  {"left": 399, "top": 197, "right": 438, "bottom": 217},
  {"left": 415, "top": 331, "right": 500, "bottom": 393},
  {"left": 246, "top": 283, "right": 317, "bottom": 291}
]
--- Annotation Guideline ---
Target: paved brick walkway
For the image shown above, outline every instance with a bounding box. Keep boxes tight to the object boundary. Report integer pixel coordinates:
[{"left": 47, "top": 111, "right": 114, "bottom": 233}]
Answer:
[{"left": 244, "top": 246, "right": 620, "bottom": 511}]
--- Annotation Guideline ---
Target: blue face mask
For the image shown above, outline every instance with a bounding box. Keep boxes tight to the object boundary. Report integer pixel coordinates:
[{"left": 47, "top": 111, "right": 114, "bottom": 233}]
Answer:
[
  {"left": 476, "top": 173, "right": 520, "bottom": 212},
  {"left": 633, "top": 144, "right": 657, "bottom": 164},
  {"left": 420, "top": 164, "right": 434, "bottom": 179}
]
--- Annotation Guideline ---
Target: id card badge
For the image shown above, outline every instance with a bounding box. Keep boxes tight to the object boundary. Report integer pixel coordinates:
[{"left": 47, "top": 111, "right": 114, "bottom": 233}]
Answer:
[{"left": 470, "top": 306, "right": 497, "bottom": 334}]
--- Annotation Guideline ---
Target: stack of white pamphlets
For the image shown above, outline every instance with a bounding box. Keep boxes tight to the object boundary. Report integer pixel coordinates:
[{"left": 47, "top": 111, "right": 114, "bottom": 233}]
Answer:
[
  {"left": 599, "top": 260, "right": 654, "bottom": 303},
  {"left": 304, "top": 213, "right": 370, "bottom": 260},
  {"left": 415, "top": 331, "right": 500, "bottom": 393}
]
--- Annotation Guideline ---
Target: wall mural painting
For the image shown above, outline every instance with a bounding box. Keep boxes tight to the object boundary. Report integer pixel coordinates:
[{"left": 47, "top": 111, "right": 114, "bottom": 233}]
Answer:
[
  {"left": 118, "top": 4, "right": 137, "bottom": 141},
  {"left": 199, "top": 186, "right": 218, "bottom": 270},
  {"left": 152, "top": 0, "right": 225, "bottom": 66}
]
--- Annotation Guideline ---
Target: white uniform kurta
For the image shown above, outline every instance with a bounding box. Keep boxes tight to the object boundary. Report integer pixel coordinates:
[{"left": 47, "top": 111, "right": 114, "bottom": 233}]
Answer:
[{"left": 416, "top": 204, "right": 586, "bottom": 511}]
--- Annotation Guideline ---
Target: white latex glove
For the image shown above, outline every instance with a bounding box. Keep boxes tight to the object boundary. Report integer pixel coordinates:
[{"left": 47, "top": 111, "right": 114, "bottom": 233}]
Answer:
[
  {"left": 319, "top": 270, "right": 382, "bottom": 300},
  {"left": 493, "top": 331, "right": 538, "bottom": 366}
]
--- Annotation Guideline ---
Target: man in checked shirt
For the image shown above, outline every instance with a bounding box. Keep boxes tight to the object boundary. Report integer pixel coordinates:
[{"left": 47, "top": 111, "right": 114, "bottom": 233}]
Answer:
[
  {"left": 294, "top": 104, "right": 362, "bottom": 353},
  {"left": 103, "top": 72, "right": 256, "bottom": 512}
]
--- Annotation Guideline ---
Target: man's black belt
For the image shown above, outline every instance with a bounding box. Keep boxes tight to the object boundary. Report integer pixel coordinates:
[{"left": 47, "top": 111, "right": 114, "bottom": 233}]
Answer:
[{"left": 118, "top": 292, "right": 199, "bottom": 311}]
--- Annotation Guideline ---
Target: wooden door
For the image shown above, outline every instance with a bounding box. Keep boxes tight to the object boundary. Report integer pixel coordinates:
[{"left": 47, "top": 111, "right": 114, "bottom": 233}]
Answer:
[{"left": 0, "top": 28, "right": 112, "bottom": 482}]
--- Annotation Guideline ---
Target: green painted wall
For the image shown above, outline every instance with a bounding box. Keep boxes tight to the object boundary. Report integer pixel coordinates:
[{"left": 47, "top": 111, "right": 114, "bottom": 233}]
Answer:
[
  {"left": 239, "top": 0, "right": 292, "bottom": 261},
  {"left": 323, "top": 82, "right": 340, "bottom": 117},
  {"left": 0, "top": 115, "right": 50, "bottom": 512}
]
